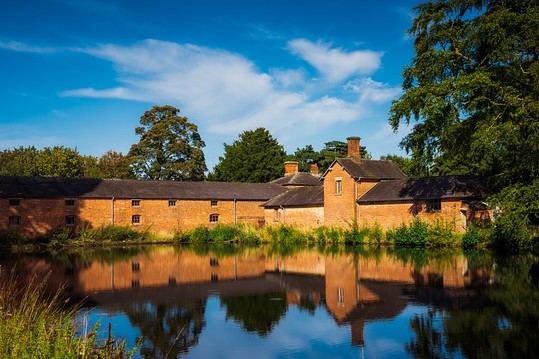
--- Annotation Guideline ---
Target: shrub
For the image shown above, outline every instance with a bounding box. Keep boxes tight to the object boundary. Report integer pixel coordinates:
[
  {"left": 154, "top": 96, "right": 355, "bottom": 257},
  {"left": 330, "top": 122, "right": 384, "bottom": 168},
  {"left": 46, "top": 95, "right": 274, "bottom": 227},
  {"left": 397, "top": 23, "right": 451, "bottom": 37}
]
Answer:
[{"left": 426, "top": 220, "right": 459, "bottom": 247}]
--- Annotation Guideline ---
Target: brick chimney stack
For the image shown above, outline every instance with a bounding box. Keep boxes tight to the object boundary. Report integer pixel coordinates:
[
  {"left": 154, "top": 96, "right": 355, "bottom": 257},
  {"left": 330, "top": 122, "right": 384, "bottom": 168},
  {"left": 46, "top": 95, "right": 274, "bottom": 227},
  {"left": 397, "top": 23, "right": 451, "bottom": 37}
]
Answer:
[
  {"left": 347, "top": 137, "right": 361, "bottom": 160},
  {"left": 310, "top": 163, "right": 319, "bottom": 176},
  {"left": 284, "top": 161, "right": 299, "bottom": 176}
]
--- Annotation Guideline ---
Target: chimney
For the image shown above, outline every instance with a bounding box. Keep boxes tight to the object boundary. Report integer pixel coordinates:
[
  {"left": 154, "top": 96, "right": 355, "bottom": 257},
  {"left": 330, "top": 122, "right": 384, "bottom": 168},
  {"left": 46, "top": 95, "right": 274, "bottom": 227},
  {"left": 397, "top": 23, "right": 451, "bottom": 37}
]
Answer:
[
  {"left": 347, "top": 136, "right": 361, "bottom": 160},
  {"left": 284, "top": 161, "right": 299, "bottom": 176},
  {"left": 310, "top": 163, "right": 319, "bottom": 176}
]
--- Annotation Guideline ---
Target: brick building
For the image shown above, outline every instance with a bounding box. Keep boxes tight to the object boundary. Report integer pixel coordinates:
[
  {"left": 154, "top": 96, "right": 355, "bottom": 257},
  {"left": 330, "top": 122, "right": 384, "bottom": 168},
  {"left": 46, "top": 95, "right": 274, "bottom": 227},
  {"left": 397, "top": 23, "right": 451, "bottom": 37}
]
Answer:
[{"left": 0, "top": 137, "right": 492, "bottom": 237}]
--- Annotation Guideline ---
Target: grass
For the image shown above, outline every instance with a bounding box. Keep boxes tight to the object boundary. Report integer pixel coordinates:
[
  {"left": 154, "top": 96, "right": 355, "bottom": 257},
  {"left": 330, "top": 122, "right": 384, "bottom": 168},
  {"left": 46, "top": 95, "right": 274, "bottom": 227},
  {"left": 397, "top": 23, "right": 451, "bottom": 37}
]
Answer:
[
  {"left": 0, "top": 219, "right": 512, "bottom": 250},
  {"left": 0, "top": 269, "right": 135, "bottom": 359}
]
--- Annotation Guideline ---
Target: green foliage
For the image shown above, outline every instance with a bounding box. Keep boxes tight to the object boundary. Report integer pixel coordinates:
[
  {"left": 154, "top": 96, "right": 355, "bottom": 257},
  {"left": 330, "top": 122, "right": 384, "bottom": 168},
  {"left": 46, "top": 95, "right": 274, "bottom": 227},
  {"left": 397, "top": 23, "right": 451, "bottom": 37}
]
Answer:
[
  {"left": 128, "top": 105, "right": 207, "bottom": 180},
  {"left": 220, "top": 292, "right": 287, "bottom": 337},
  {"left": 389, "top": 0, "right": 539, "bottom": 245},
  {"left": 388, "top": 219, "right": 428, "bottom": 247},
  {"left": 462, "top": 225, "right": 491, "bottom": 248},
  {"left": 0, "top": 271, "right": 133, "bottom": 358},
  {"left": 286, "top": 145, "right": 323, "bottom": 172},
  {"left": 426, "top": 220, "right": 459, "bottom": 248},
  {"left": 380, "top": 154, "right": 424, "bottom": 177},
  {"left": 209, "top": 128, "right": 285, "bottom": 183},
  {"left": 97, "top": 151, "right": 135, "bottom": 179},
  {"left": 490, "top": 180, "right": 539, "bottom": 251}
]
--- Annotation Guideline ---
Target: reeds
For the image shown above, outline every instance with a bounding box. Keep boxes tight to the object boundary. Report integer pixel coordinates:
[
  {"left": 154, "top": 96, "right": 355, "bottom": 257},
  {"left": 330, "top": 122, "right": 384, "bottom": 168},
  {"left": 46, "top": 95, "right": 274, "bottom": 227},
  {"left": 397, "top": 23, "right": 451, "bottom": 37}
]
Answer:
[{"left": 0, "top": 269, "right": 134, "bottom": 358}]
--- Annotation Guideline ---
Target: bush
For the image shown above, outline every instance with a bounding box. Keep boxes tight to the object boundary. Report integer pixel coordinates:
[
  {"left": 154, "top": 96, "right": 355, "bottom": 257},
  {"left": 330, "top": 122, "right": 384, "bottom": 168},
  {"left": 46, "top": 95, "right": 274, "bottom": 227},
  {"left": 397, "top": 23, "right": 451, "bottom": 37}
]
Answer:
[
  {"left": 426, "top": 220, "right": 459, "bottom": 247},
  {"left": 388, "top": 219, "right": 428, "bottom": 247}
]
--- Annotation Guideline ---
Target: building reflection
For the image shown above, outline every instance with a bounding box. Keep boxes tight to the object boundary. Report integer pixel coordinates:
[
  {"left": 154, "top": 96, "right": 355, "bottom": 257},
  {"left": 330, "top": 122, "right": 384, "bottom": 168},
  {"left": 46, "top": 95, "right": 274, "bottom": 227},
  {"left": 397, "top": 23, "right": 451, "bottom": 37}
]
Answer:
[{"left": 1, "top": 246, "right": 494, "bottom": 353}]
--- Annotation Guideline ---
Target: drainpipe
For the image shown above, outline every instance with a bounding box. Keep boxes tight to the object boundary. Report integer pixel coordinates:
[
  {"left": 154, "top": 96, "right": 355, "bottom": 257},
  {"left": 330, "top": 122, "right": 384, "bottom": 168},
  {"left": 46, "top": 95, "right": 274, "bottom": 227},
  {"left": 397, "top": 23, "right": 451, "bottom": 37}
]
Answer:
[
  {"left": 234, "top": 199, "right": 237, "bottom": 224},
  {"left": 111, "top": 197, "right": 115, "bottom": 225},
  {"left": 354, "top": 180, "right": 359, "bottom": 222}
]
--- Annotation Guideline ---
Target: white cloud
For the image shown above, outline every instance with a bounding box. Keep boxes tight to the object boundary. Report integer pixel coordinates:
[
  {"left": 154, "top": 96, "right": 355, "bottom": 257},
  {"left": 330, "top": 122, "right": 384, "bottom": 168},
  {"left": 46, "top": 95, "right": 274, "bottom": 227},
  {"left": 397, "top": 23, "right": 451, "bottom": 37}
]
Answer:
[
  {"left": 287, "top": 38, "right": 383, "bottom": 83},
  {"left": 0, "top": 39, "right": 57, "bottom": 54},
  {"left": 61, "top": 39, "right": 400, "bottom": 150}
]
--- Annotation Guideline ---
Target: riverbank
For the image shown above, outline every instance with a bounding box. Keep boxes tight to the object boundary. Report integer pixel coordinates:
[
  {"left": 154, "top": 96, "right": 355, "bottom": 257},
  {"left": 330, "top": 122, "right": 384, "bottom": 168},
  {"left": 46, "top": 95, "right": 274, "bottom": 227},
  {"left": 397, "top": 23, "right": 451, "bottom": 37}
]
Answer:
[
  {"left": 0, "top": 270, "right": 136, "bottom": 359},
  {"left": 3, "top": 218, "right": 534, "bottom": 252}
]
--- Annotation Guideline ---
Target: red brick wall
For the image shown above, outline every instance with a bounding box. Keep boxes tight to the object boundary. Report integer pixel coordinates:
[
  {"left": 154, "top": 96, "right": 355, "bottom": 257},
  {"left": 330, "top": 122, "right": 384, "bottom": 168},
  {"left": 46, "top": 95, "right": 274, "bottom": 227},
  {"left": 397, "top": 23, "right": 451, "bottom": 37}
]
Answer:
[
  {"left": 357, "top": 199, "right": 466, "bottom": 232},
  {"left": 264, "top": 207, "right": 324, "bottom": 229},
  {"left": 1, "top": 197, "right": 268, "bottom": 237}
]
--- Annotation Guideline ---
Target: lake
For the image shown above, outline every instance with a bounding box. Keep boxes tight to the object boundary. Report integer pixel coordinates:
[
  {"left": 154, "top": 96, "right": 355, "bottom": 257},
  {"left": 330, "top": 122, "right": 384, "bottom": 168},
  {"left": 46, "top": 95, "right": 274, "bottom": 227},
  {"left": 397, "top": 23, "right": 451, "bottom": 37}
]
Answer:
[{"left": 1, "top": 245, "right": 538, "bottom": 358}]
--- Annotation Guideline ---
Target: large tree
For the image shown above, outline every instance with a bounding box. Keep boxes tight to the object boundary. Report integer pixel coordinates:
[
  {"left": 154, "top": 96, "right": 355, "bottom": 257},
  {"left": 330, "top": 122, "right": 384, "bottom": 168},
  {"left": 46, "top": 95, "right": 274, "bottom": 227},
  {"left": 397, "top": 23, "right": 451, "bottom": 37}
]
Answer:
[
  {"left": 390, "top": 0, "right": 538, "bottom": 182},
  {"left": 128, "top": 105, "right": 207, "bottom": 181},
  {"left": 389, "top": 0, "right": 539, "bottom": 243},
  {"left": 209, "top": 128, "right": 285, "bottom": 183}
]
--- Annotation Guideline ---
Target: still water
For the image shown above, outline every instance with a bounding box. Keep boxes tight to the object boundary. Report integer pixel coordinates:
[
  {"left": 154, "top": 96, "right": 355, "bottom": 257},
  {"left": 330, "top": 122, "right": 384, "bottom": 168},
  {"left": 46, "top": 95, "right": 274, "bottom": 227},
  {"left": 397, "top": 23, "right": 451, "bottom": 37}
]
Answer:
[{"left": 1, "top": 245, "right": 538, "bottom": 358}]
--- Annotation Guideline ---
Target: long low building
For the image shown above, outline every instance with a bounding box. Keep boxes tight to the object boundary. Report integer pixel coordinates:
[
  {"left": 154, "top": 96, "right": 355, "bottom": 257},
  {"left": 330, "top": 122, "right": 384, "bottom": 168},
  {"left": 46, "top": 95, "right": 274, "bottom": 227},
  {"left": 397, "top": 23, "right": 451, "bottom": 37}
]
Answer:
[
  {"left": 0, "top": 137, "right": 494, "bottom": 237},
  {"left": 0, "top": 176, "right": 287, "bottom": 237}
]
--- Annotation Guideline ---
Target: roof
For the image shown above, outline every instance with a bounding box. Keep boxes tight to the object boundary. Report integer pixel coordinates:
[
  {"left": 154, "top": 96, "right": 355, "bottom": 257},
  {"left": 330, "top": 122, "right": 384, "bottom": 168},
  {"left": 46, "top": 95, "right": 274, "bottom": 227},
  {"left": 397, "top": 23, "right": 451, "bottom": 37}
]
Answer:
[
  {"left": 357, "top": 176, "right": 492, "bottom": 204},
  {"left": 263, "top": 186, "right": 324, "bottom": 208},
  {"left": 271, "top": 172, "right": 322, "bottom": 187},
  {"left": 322, "top": 158, "right": 407, "bottom": 180},
  {"left": 0, "top": 176, "right": 287, "bottom": 201}
]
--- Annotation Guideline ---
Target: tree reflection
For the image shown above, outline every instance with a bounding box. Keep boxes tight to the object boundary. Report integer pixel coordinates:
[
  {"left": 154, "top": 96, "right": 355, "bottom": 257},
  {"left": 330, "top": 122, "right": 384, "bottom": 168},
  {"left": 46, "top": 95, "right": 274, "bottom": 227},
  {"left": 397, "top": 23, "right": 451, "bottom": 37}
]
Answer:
[
  {"left": 123, "top": 299, "right": 206, "bottom": 358},
  {"left": 407, "top": 255, "right": 539, "bottom": 359},
  {"left": 220, "top": 292, "right": 287, "bottom": 336}
]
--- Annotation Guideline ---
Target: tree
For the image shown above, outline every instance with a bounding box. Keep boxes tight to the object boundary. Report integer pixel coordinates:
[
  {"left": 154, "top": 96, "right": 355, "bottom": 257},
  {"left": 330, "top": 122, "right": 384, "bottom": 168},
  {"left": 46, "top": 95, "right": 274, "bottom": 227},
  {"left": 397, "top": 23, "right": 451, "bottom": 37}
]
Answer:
[
  {"left": 318, "top": 141, "right": 371, "bottom": 173},
  {"left": 389, "top": 0, "right": 539, "bottom": 243},
  {"left": 380, "top": 154, "right": 424, "bottom": 177},
  {"left": 36, "top": 147, "right": 87, "bottom": 177},
  {"left": 0, "top": 146, "right": 41, "bottom": 176},
  {"left": 97, "top": 151, "right": 135, "bottom": 179},
  {"left": 287, "top": 145, "right": 323, "bottom": 172},
  {"left": 128, "top": 105, "right": 207, "bottom": 181},
  {"left": 209, "top": 128, "right": 286, "bottom": 183}
]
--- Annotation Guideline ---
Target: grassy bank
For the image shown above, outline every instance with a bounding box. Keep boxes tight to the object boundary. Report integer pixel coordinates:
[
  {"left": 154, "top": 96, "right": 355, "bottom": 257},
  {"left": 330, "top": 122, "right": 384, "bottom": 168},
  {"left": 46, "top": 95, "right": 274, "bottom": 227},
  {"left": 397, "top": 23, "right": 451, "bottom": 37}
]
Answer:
[
  {"left": 1, "top": 219, "right": 536, "bottom": 251},
  {"left": 0, "top": 270, "right": 135, "bottom": 358}
]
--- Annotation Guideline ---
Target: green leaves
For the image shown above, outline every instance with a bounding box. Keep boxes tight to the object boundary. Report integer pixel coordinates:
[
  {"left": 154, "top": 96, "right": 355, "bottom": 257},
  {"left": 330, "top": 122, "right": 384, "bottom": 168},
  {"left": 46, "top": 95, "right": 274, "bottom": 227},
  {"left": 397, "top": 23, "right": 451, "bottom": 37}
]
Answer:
[
  {"left": 128, "top": 105, "right": 207, "bottom": 181},
  {"left": 209, "top": 128, "right": 285, "bottom": 183}
]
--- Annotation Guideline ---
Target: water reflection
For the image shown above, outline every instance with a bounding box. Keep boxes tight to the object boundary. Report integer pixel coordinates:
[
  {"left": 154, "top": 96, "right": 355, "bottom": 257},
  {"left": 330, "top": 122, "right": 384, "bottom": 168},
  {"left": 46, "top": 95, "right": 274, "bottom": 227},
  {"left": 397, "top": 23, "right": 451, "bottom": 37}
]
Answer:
[{"left": 1, "top": 246, "right": 538, "bottom": 358}]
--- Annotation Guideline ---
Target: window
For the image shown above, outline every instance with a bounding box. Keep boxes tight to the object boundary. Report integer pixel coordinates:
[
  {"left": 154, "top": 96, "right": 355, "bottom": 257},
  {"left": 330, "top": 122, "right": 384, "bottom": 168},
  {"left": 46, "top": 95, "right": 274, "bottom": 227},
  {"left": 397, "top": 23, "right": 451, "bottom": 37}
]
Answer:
[
  {"left": 337, "top": 287, "right": 344, "bottom": 306},
  {"left": 210, "top": 257, "right": 219, "bottom": 266},
  {"left": 9, "top": 216, "right": 20, "bottom": 226},
  {"left": 132, "top": 215, "right": 141, "bottom": 225},
  {"left": 168, "top": 276, "right": 177, "bottom": 285},
  {"left": 168, "top": 200, "right": 176, "bottom": 207},
  {"left": 335, "top": 178, "right": 343, "bottom": 195},
  {"left": 65, "top": 199, "right": 75, "bottom": 206},
  {"left": 426, "top": 199, "right": 442, "bottom": 213},
  {"left": 9, "top": 199, "right": 21, "bottom": 206},
  {"left": 274, "top": 209, "right": 280, "bottom": 222},
  {"left": 65, "top": 216, "right": 75, "bottom": 226},
  {"left": 209, "top": 214, "right": 219, "bottom": 223},
  {"left": 211, "top": 273, "right": 219, "bottom": 282},
  {"left": 131, "top": 199, "right": 141, "bottom": 207},
  {"left": 211, "top": 200, "right": 218, "bottom": 207},
  {"left": 131, "top": 279, "right": 140, "bottom": 287},
  {"left": 132, "top": 261, "right": 140, "bottom": 272}
]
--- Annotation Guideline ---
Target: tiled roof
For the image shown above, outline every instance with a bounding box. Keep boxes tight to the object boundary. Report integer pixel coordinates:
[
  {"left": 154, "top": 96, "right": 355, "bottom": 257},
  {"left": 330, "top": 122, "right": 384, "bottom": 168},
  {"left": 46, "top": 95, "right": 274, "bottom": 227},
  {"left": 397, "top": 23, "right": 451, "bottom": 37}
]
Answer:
[
  {"left": 271, "top": 172, "right": 322, "bottom": 186},
  {"left": 0, "top": 176, "right": 287, "bottom": 201},
  {"left": 263, "top": 186, "right": 324, "bottom": 208},
  {"left": 357, "top": 176, "right": 492, "bottom": 203},
  {"left": 323, "top": 159, "right": 407, "bottom": 180}
]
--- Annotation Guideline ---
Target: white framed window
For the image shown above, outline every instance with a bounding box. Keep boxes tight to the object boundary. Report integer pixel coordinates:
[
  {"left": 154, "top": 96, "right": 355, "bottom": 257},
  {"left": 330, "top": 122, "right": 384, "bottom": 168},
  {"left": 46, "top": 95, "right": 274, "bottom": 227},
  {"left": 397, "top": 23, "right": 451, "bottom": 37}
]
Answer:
[
  {"left": 335, "top": 178, "right": 343, "bottom": 195},
  {"left": 209, "top": 214, "right": 219, "bottom": 223},
  {"left": 65, "top": 199, "right": 75, "bottom": 207},
  {"left": 211, "top": 200, "right": 218, "bottom": 207},
  {"left": 132, "top": 214, "right": 141, "bottom": 225},
  {"left": 168, "top": 200, "right": 177, "bottom": 207},
  {"left": 337, "top": 287, "right": 344, "bottom": 306},
  {"left": 131, "top": 199, "right": 141, "bottom": 207}
]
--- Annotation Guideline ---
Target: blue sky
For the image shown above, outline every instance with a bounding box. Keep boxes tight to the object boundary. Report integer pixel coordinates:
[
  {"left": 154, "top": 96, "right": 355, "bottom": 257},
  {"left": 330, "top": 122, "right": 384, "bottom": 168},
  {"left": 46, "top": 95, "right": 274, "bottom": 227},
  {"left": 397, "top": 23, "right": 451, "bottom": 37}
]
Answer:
[{"left": 0, "top": 0, "right": 419, "bottom": 170}]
